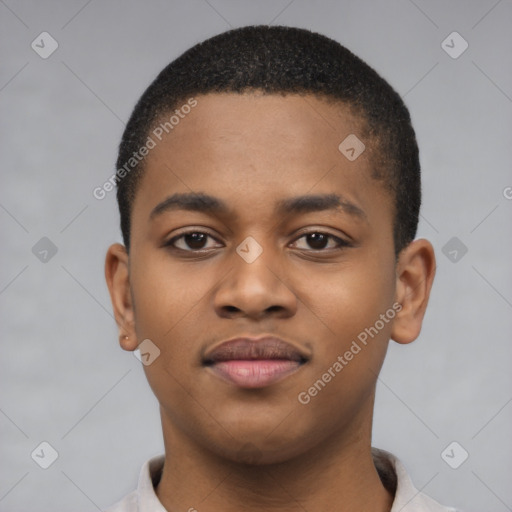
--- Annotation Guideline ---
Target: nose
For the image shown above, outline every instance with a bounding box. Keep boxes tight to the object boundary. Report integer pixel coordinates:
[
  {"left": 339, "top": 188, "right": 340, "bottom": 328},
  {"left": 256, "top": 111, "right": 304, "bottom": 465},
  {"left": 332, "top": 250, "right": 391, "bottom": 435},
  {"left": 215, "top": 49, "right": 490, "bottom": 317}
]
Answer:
[{"left": 213, "top": 246, "right": 298, "bottom": 320}]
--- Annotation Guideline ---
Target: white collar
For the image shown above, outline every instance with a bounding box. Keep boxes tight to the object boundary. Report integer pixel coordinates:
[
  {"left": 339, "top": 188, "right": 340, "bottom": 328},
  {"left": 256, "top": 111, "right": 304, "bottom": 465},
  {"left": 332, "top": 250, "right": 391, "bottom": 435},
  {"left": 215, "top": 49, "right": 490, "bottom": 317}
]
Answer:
[{"left": 106, "top": 449, "right": 458, "bottom": 512}]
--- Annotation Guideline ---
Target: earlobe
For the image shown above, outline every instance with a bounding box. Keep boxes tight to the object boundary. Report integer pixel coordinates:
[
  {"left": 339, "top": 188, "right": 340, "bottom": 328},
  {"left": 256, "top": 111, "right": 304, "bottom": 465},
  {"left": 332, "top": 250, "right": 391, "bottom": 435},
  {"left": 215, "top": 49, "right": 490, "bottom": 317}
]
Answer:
[
  {"left": 104, "top": 243, "right": 138, "bottom": 351},
  {"left": 391, "top": 239, "right": 436, "bottom": 345}
]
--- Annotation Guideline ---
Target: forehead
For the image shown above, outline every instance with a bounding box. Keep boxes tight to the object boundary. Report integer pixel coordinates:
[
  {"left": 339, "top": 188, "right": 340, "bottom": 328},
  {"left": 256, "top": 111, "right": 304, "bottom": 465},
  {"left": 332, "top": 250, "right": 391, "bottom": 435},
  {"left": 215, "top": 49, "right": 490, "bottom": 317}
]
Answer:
[
  {"left": 133, "top": 92, "right": 390, "bottom": 227},
  {"left": 158, "top": 92, "right": 365, "bottom": 164}
]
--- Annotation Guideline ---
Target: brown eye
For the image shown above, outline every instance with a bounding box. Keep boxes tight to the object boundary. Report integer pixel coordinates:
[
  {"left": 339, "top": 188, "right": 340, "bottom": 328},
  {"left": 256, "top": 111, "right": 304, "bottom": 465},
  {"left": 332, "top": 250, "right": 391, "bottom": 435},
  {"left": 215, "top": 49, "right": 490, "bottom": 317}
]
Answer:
[
  {"left": 183, "top": 233, "right": 207, "bottom": 249},
  {"left": 166, "top": 231, "right": 221, "bottom": 252},
  {"left": 292, "top": 232, "right": 348, "bottom": 251},
  {"left": 305, "top": 233, "right": 329, "bottom": 250}
]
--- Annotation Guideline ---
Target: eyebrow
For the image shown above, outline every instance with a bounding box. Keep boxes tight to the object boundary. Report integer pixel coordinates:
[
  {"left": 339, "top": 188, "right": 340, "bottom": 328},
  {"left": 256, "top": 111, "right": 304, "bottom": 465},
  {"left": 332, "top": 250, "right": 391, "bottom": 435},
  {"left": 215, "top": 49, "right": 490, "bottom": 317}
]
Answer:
[
  {"left": 149, "top": 192, "right": 366, "bottom": 221},
  {"left": 275, "top": 193, "right": 366, "bottom": 219},
  {"left": 150, "top": 192, "right": 230, "bottom": 219}
]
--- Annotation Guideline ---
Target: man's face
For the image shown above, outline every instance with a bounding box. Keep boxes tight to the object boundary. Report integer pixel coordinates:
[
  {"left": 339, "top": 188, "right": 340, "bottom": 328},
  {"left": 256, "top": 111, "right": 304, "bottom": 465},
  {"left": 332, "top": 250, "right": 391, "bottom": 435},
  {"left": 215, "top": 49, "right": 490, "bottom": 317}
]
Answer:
[{"left": 126, "top": 93, "right": 399, "bottom": 462}]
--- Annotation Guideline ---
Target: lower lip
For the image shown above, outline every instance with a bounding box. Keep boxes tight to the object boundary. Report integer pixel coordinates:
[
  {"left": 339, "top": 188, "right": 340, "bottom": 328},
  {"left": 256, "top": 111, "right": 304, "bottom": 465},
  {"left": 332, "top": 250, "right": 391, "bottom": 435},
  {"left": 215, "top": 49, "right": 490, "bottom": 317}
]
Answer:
[{"left": 208, "top": 360, "right": 302, "bottom": 388}]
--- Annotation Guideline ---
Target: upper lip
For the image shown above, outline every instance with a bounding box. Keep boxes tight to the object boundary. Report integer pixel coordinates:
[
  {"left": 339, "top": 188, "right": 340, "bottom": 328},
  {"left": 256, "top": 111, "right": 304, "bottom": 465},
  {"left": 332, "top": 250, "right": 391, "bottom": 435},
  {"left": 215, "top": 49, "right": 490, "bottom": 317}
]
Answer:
[{"left": 203, "top": 336, "right": 310, "bottom": 364}]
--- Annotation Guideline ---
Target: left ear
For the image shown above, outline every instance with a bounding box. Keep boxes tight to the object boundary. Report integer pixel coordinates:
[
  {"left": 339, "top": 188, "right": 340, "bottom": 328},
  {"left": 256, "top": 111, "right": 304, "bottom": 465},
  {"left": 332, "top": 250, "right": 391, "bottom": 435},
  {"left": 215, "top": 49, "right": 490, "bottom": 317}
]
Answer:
[{"left": 391, "top": 238, "right": 436, "bottom": 344}]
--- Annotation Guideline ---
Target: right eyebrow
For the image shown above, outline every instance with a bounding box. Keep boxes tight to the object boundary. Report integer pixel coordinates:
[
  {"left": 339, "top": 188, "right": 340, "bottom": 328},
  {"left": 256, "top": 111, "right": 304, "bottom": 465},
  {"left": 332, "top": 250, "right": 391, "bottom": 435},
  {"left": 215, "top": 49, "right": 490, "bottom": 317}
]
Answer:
[{"left": 149, "top": 192, "right": 231, "bottom": 220}]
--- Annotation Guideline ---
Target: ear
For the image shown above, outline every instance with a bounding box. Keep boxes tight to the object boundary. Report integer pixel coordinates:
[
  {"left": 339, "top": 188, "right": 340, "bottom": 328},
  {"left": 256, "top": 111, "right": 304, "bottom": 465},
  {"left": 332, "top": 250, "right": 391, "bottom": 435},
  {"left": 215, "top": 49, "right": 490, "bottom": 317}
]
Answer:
[
  {"left": 391, "top": 238, "right": 436, "bottom": 345},
  {"left": 104, "top": 243, "right": 138, "bottom": 351}
]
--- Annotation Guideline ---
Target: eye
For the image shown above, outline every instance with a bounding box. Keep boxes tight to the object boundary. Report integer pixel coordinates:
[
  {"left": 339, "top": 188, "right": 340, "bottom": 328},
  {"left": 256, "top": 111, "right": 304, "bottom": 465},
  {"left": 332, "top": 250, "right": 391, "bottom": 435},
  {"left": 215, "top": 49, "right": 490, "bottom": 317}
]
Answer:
[
  {"left": 165, "top": 231, "right": 222, "bottom": 252},
  {"left": 290, "top": 231, "right": 349, "bottom": 251}
]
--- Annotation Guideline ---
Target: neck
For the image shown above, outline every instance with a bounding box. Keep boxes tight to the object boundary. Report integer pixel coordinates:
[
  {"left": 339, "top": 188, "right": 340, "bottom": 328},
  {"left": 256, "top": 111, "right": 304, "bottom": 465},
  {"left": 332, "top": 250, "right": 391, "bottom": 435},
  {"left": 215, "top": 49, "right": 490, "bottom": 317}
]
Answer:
[{"left": 155, "top": 408, "right": 394, "bottom": 512}]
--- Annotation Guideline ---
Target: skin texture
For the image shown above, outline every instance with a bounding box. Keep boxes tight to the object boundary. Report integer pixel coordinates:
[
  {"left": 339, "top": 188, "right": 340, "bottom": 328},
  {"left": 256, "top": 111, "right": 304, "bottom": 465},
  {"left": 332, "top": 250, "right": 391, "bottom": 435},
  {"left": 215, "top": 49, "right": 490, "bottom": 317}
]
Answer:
[{"left": 105, "top": 92, "right": 436, "bottom": 512}]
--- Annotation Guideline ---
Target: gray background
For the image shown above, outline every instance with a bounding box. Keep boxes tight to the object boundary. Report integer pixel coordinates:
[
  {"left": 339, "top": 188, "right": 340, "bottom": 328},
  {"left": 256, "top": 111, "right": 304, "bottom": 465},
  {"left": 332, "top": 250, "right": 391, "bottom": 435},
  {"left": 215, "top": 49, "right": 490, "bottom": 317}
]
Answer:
[{"left": 1, "top": 1, "right": 511, "bottom": 511}]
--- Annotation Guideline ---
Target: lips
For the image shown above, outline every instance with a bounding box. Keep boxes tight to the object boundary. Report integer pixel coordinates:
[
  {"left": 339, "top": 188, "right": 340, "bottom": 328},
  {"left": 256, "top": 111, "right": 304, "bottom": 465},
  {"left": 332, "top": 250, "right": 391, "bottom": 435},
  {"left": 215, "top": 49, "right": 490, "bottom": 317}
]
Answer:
[{"left": 203, "top": 337, "right": 309, "bottom": 389}]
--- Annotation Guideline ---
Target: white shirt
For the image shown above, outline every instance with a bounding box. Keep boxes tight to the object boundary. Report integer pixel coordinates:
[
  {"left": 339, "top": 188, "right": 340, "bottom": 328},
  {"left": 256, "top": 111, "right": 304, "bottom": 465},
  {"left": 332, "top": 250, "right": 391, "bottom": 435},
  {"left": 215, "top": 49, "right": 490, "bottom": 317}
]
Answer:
[{"left": 105, "top": 449, "right": 458, "bottom": 512}]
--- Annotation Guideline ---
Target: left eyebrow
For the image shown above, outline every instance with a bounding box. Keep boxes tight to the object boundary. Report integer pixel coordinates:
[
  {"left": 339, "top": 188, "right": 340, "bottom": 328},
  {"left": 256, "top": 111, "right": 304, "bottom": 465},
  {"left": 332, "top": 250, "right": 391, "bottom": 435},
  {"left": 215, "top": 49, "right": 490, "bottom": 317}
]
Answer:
[{"left": 275, "top": 193, "right": 367, "bottom": 220}]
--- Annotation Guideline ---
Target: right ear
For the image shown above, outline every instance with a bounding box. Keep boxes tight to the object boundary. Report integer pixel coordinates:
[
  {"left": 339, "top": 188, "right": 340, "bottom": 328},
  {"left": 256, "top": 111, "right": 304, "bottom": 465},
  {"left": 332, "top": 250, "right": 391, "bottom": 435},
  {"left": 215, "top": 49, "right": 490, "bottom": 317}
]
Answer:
[{"left": 104, "top": 243, "right": 138, "bottom": 351}]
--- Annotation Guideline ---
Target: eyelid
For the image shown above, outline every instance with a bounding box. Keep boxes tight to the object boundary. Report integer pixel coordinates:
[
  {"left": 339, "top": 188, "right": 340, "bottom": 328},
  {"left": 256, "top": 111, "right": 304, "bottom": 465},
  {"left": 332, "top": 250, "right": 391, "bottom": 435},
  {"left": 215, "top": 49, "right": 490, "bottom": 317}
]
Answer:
[
  {"left": 167, "top": 227, "right": 219, "bottom": 239},
  {"left": 290, "top": 229, "right": 351, "bottom": 250},
  {"left": 164, "top": 227, "right": 351, "bottom": 253},
  {"left": 292, "top": 224, "right": 352, "bottom": 240},
  {"left": 164, "top": 228, "right": 223, "bottom": 250}
]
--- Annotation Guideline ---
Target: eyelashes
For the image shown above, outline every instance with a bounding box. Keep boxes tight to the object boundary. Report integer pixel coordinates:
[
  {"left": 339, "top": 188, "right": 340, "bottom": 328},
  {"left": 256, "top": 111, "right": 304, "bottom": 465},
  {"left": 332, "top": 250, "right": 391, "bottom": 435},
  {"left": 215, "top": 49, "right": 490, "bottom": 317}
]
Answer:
[
  {"left": 167, "top": 231, "right": 221, "bottom": 252},
  {"left": 165, "top": 229, "right": 351, "bottom": 254},
  {"left": 290, "top": 232, "right": 349, "bottom": 251}
]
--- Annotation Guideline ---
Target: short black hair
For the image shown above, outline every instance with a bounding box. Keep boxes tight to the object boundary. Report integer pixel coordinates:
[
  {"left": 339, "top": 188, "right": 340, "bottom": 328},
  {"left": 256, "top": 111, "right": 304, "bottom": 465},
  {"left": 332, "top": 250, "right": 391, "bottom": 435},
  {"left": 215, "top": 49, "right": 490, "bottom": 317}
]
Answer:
[{"left": 115, "top": 25, "right": 420, "bottom": 254}]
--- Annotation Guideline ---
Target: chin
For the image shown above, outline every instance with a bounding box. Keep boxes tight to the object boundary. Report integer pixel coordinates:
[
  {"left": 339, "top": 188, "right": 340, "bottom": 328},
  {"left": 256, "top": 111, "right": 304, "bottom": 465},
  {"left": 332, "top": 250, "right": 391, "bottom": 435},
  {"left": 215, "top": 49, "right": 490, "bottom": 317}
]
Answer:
[
  {"left": 204, "top": 424, "right": 321, "bottom": 467},
  {"left": 224, "top": 442, "right": 308, "bottom": 466}
]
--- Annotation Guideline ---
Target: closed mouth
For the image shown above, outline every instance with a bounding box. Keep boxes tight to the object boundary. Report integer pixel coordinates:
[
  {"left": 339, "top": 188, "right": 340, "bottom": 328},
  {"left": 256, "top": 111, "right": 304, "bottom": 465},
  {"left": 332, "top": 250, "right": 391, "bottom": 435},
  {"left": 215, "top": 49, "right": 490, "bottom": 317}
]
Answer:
[
  {"left": 204, "top": 338, "right": 308, "bottom": 365},
  {"left": 203, "top": 337, "right": 309, "bottom": 388}
]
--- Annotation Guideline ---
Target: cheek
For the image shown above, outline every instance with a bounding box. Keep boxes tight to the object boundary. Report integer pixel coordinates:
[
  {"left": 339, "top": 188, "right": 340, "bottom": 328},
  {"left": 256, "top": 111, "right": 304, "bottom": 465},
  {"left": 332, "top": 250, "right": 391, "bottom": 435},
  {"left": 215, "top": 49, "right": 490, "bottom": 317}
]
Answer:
[
  {"left": 296, "top": 260, "right": 396, "bottom": 419},
  {"left": 130, "top": 252, "right": 207, "bottom": 411},
  {"left": 129, "top": 248, "right": 213, "bottom": 339},
  {"left": 128, "top": 249, "right": 222, "bottom": 391},
  {"left": 310, "top": 257, "right": 396, "bottom": 340}
]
